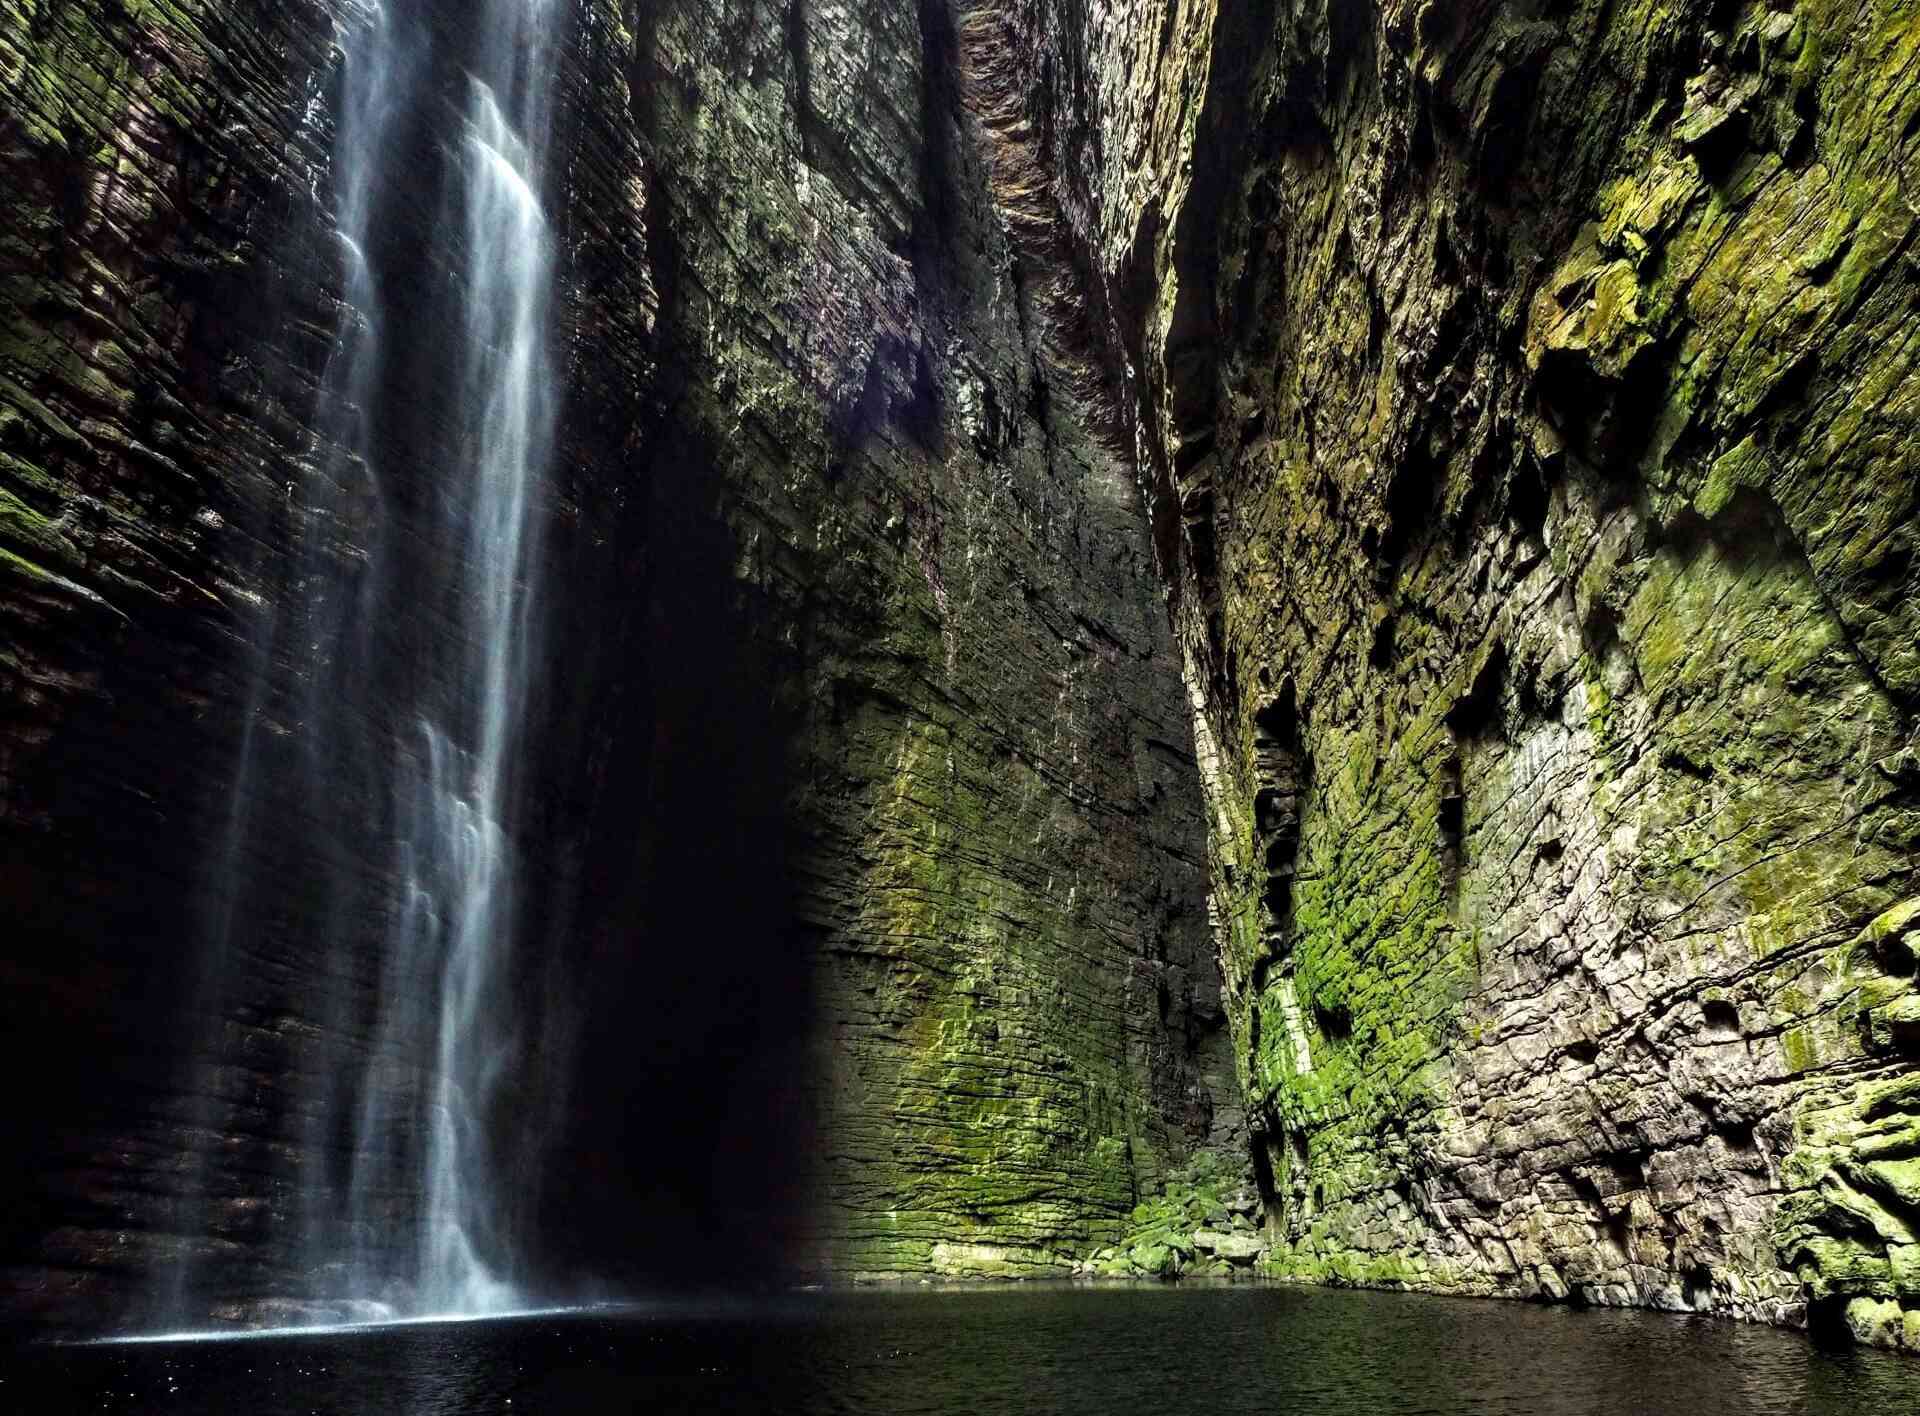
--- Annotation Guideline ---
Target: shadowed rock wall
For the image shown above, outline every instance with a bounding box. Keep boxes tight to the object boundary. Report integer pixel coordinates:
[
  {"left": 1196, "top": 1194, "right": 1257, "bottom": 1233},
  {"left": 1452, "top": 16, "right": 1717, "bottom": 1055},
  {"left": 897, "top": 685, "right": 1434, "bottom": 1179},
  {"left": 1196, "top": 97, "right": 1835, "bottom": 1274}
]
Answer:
[
  {"left": 1, "top": 0, "right": 356, "bottom": 1327},
  {"left": 0, "top": 0, "right": 1225, "bottom": 1331},
  {"left": 619, "top": 0, "right": 1231, "bottom": 1279},
  {"left": 9, "top": 0, "right": 1917, "bottom": 1354}
]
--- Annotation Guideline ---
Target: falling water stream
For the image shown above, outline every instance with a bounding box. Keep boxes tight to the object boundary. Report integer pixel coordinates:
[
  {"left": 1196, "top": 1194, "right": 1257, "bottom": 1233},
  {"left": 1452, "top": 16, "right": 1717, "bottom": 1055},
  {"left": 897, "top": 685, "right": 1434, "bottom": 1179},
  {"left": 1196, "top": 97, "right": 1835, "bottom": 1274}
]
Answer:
[
  {"left": 349, "top": 0, "right": 560, "bottom": 1312},
  {"left": 186, "top": 0, "right": 563, "bottom": 1325},
  {"left": 403, "top": 21, "right": 559, "bottom": 1313},
  {"left": 341, "top": 0, "right": 559, "bottom": 1317}
]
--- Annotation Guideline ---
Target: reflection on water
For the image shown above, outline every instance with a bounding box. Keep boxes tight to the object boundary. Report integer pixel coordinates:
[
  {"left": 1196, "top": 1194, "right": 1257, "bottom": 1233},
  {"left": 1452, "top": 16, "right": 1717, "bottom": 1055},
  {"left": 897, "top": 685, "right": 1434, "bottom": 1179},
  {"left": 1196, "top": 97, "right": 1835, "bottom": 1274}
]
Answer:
[{"left": 16, "top": 1284, "right": 1917, "bottom": 1414}]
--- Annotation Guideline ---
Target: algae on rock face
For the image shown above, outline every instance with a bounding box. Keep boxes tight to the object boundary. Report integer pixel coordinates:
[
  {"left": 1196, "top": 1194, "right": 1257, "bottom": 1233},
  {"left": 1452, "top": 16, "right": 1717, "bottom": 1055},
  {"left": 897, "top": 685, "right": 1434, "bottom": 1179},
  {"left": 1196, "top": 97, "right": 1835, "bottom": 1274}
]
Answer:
[
  {"left": 992, "top": 0, "right": 1920, "bottom": 1347},
  {"left": 3, "top": 0, "right": 1918, "bottom": 1351},
  {"left": 0, "top": 0, "right": 1236, "bottom": 1326},
  {"left": 623, "top": 0, "right": 1237, "bottom": 1281}
]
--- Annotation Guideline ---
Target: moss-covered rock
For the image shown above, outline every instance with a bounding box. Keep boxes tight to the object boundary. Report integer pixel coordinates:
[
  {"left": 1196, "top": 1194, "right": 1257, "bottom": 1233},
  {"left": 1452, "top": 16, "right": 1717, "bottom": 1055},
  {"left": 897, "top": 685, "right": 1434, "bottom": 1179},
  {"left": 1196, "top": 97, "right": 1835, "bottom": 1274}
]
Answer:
[
  {"left": 977, "top": 0, "right": 1920, "bottom": 1349},
  {"left": 0, "top": 0, "right": 1237, "bottom": 1329}
]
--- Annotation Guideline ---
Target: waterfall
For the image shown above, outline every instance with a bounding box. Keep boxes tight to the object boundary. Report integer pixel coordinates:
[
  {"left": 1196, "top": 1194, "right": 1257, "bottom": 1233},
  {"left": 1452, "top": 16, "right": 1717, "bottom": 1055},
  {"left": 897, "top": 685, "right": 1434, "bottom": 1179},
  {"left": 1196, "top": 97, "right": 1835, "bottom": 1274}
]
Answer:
[
  {"left": 185, "top": 0, "right": 564, "bottom": 1324},
  {"left": 409, "top": 34, "right": 559, "bottom": 1315},
  {"left": 345, "top": 0, "right": 559, "bottom": 1318}
]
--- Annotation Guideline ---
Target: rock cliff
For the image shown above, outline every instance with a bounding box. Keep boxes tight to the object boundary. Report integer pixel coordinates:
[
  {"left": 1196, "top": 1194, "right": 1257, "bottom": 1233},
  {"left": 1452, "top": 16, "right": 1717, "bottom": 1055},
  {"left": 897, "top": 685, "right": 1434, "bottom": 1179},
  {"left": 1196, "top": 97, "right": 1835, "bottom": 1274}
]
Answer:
[
  {"left": 1009, "top": 0, "right": 1920, "bottom": 1350},
  {"left": 1, "top": 0, "right": 1227, "bottom": 1328},
  {"left": 3, "top": 0, "right": 1918, "bottom": 1354},
  {"left": 619, "top": 0, "right": 1234, "bottom": 1281}
]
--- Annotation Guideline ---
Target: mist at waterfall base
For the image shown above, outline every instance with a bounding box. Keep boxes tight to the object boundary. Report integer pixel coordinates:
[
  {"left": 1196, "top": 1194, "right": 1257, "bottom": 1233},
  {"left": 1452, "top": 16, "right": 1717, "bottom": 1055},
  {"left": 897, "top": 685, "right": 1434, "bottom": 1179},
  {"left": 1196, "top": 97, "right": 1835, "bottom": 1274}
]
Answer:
[{"left": 133, "top": 0, "right": 817, "bottom": 1331}]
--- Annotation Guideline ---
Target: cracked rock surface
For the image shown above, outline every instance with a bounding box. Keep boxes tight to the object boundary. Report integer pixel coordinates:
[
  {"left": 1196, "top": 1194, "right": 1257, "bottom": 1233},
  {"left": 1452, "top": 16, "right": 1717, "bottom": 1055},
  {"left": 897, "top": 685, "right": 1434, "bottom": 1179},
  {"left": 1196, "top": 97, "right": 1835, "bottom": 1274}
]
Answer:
[
  {"left": 3, "top": 0, "right": 1919, "bottom": 1352},
  {"left": 984, "top": 0, "right": 1920, "bottom": 1346},
  {"left": 0, "top": 0, "right": 1229, "bottom": 1327}
]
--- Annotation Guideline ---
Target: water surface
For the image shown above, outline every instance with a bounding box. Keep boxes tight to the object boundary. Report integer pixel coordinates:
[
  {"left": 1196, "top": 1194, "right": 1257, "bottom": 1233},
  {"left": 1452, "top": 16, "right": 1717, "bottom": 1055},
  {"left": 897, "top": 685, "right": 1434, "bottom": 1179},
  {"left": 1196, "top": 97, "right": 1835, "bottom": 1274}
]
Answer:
[{"left": 15, "top": 1285, "right": 1916, "bottom": 1414}]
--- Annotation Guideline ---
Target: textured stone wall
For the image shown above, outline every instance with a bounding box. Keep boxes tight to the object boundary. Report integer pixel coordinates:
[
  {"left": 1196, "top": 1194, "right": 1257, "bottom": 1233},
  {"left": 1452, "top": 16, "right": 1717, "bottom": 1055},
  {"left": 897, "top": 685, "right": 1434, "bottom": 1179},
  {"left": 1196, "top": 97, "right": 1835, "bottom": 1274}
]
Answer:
[
  {"left": 619, "top": 0, "right": 1231, "bottom": 1279},
  {"left": 1, "top": 0, "right": 351, "bottom": 1327},
  {"left": 9, "top": 0, "right": 1917, "bottom": 1352},
  {"left": 0, "top": 0, "right": 1226, "bottom": 1330},
  {"left": 1002, "top": 0, "right": 1920, "bottom": 1348},
  {"left": 0, "top": 0, "right": 675, "bottom": 1327}
]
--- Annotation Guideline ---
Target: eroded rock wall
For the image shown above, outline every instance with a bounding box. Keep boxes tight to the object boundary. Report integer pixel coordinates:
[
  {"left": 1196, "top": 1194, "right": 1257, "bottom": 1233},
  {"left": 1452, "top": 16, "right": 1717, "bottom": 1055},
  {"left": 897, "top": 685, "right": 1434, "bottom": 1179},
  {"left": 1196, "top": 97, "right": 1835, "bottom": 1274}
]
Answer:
[
  {"left": 1, "top": 0, "right": 353, "bottom": 1327},
  {"left": 1005, "top": 0, "right": 1920, "bottom": 1346},
  {"left": 618, "top": 0, "right": 1231, "bottom": 1278},
  {"left": 12, "top": 0, "right": 1913, "bottom": 1348},
  {"left": 0, "top": 0, "right": 690, "bottom": 1328},
  {"left": 0, "top": 0, "right": 1226, "bottom": 1329}
]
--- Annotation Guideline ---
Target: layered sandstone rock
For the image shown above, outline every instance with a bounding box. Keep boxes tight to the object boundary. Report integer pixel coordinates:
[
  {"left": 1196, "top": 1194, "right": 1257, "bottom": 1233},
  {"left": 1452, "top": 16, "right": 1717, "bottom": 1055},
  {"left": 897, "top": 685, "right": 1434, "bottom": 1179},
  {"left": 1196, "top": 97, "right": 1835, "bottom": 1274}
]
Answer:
[
  {"left": 4, "top": 0, "right": 1917, "bottom": 1354},
  {"left": 0, "top": 0, "right": 1227, "bottom": 1329},
  {"left": 619, "top": 0, "right": 1232, "bottom": 1278},
  {"left": 1002, "top": 0, "right": 1920, "bottom": 1346}
]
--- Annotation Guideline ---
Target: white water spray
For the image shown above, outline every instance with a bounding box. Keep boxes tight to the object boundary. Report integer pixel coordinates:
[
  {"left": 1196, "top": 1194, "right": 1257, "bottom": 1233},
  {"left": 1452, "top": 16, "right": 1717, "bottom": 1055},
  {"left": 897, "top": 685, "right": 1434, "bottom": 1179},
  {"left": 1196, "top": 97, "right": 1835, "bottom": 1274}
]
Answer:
[
  {"left": 315, "top": 0, "right": 561, "bottom": 1319},
  {"left": 170, "top": 0, "right": 564, "bottom": 1334},
  {"left": 367, "top": 0, "right": 559, "bottom": 1316}
]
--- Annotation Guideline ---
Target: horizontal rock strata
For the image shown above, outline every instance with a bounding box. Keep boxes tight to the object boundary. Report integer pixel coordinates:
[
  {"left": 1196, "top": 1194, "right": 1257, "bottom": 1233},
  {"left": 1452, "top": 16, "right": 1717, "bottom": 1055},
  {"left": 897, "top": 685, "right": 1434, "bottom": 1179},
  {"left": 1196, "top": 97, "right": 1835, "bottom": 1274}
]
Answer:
[
  {"left": 0, "top": 0, "right": 1229, "bottom": 1329},
  {"left": 1004, "top": 0, "right": 1920, "bottom": 1348},
  {"left": 4, "top": 0, "right": 1917, "bottom": 1355}
]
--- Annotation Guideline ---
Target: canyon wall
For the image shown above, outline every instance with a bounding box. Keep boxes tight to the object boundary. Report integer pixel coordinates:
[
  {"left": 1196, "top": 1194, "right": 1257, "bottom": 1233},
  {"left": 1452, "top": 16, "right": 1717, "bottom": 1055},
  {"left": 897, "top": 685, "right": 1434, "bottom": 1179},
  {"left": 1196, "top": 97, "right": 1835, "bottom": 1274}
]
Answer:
[
  {"left": 994, "top": 0, "right": 1920, "bottom": 1350},
  {"left": 614, "top": 0, "right": 1234, "bottom": 1279},
  {"left": 5, "top": 0, "right": 1919, "bottom": 1353},
  {"left": 2, "top": 0, "right": 355, "bottom": 1325},
  {"left": 0, "top": 0, "right": 1226, "bottom": 1330}
]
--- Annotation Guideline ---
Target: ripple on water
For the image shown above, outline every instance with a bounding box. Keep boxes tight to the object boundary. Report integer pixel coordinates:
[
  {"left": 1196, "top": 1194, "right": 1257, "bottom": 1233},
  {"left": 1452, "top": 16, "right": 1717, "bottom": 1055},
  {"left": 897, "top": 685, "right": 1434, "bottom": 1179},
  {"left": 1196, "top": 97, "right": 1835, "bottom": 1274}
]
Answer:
[{"left": 12, "top": 1286, "right": 1918, "bottom": 1415}]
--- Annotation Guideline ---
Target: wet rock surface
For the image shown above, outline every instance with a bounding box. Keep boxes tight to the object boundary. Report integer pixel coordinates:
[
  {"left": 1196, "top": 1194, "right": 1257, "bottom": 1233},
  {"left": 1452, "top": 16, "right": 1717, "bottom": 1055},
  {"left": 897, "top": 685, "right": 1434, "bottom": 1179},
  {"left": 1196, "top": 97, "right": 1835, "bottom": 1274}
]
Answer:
[
  {"left": 0, "top": 0, "right": 1227, "bottom": 1331},
  {"left": 4, "top": 0, "right": 1919, "bottom": 1354},
  {"left": 995, "top": 0, "right": 1920, "bottom": 1348},
  {"left": 619, "top": 0, "right": 1234, "bottom": 1282}
]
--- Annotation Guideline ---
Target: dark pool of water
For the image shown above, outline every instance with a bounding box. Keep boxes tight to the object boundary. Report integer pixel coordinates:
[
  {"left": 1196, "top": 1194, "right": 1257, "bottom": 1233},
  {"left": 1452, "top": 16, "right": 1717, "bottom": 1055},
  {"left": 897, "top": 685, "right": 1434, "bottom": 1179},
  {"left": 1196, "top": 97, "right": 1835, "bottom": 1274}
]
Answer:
[{"left": 9, "top": 1283, "right": 1917, "bottom": 1414}]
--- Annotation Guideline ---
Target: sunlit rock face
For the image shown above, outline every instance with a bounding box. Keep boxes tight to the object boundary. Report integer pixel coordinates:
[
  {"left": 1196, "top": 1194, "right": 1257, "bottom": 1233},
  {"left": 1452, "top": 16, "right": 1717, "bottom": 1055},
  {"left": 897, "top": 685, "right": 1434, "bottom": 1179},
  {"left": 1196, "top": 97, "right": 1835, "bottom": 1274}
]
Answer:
[
  {"left": 980, "top": 0, "right": 1920, "bottom": 1348},
  {"left": 0, "top": 0, "right": 1226, "bottom": 1332}
]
